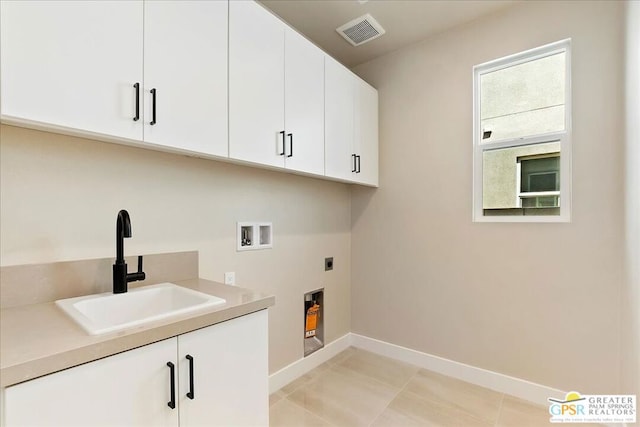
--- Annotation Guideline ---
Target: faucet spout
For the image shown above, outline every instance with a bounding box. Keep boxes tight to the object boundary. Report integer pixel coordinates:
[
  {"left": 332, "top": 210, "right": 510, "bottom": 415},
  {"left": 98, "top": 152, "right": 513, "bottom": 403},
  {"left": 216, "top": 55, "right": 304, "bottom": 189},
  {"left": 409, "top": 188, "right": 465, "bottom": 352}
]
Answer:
[
  {"left": 113, "top": 210, "right": 145, "bottom": 294},
  {"left": 116, "top": 210, "right": 131, "bottom": 265}
]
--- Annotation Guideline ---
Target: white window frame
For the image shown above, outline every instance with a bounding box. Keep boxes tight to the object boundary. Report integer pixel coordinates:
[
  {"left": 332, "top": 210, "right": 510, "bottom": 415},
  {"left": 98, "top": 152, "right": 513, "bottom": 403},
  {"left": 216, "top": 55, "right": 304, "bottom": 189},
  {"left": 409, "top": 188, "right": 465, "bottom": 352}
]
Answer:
[{"left": 472, "top": 39, "right": 572, "bottom": 223}]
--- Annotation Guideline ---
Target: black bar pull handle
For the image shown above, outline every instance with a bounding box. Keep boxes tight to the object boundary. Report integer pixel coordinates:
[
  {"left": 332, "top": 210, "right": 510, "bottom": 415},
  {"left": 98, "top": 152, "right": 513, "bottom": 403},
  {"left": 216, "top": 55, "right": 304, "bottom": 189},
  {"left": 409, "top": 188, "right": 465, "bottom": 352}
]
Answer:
[
  {"left": 150, "top": 88, "right": 157, "bottom": 125},
  {"left": 278, "top": 131, "right": 285, "bottom": 155},
  {"left": 352, "top": 154, "right": 357, "bottom": 173},
  {"left": 287, "top": 133, "right": 293, "bottom": 158},
  {"left": 356, "top": 155, "right": 361, "bottom": 173},
  {"left": 133, "top": 83, "right": 140, "bottom": 122},
  {"left": 166, "top": 362, "right": 176, "bottom": 409},
  {"left": 186, "top": 355, "right": 195, "bottom": 400}
]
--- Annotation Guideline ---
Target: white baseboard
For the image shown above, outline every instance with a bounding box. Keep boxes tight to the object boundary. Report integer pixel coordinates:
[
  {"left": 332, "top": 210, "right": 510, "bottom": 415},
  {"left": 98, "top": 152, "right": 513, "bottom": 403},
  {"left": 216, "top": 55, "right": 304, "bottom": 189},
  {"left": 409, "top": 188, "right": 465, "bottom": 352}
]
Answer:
[
  {"left": 269, "top": 333, "right": 627, "bottom": 426},
  {"left": 269, "top": 332, "right": 563, "bottom": 406},
  {"left": 269, "top": 333, "right": 352, "bottom": 394},
  {"left": 350, "top": 333, "right": 565, "bottom": 407}
]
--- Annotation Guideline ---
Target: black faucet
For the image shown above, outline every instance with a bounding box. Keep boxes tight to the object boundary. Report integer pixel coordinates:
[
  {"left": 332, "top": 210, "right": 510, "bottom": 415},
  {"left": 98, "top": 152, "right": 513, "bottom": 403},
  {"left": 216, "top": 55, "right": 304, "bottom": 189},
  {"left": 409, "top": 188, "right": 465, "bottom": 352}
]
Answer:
[{"left": 113, "top": 209, "right": 146, "bottom": 293}]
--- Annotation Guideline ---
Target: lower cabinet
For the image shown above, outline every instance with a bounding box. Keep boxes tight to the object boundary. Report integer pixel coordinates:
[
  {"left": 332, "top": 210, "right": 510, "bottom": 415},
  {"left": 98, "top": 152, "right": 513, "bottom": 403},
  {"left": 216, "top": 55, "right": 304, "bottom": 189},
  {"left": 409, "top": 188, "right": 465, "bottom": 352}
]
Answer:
[
  {"left": 4, "top": 337, "right": 177, "bottom": 427},
  {"left": 2, "top": 310, "right": 268, "bottom": 427},
  {"left": 178, "top": 310, "right": 269, "bottom": 426}
]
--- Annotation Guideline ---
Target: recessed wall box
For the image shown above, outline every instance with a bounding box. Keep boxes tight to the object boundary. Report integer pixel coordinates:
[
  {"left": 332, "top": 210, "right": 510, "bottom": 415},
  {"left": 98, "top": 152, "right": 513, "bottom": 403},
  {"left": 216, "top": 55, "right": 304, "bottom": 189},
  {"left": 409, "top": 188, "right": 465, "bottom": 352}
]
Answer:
[
  {"left": 325, "top": 257, "right": 334, "bottom": 271},
  {"left": 240, "top": 225, "right": 253, "bottom": 247},
  {"left": 259, "top": 224, "right": 272, "bottom": 246},
  {"left": 237, "top": 222, "right": 272, "bottom": 251},
  {"left": 304, "top": 289, "right": 324, "bottom": 357}
]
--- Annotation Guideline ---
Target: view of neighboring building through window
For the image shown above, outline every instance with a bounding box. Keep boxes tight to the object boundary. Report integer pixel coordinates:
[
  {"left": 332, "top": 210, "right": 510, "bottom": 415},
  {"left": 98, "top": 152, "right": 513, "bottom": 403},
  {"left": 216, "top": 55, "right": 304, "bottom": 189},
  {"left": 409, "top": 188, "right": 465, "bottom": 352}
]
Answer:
[
  {"left": 518, "top": 154, "right": 560, "bottom": 208},
  {"left": 473, "top": 39, "right": 571, "bottom": 221}
]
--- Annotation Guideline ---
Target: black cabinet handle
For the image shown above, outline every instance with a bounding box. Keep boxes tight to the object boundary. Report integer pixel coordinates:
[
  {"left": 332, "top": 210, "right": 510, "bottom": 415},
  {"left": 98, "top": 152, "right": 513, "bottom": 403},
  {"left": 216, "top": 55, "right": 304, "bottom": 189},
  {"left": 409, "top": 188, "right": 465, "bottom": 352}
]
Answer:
[
  {"left": 150, "top": 88, "right": 157, "bottom": 125},
  {"left": 133, "top": 83, "right": 140, "bottom": 122},
  {"left": 356, "top": 155, "right": 361, "bottom": 173},
  {"left": 186, "top": 355, "right": 195, "bottom": 400},
  {"left": 287, "top": 133, "right": 293, "bottom": 158},
  {"left": 279, "top": 131, "right": 285, "bottom": 155},
  {"left": 352, "top": 154, "right": 357, "bottom": 173},
  {"left": 166, "top": 362, "right": 176, "bottom": 409}
]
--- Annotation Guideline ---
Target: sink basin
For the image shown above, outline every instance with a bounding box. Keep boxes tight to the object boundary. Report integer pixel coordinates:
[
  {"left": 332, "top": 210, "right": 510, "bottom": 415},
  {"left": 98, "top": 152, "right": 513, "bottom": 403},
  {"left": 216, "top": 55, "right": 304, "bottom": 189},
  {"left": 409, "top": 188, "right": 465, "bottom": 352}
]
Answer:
[{"left": 56, "top": 283, "right": 226, "bottom": 335}]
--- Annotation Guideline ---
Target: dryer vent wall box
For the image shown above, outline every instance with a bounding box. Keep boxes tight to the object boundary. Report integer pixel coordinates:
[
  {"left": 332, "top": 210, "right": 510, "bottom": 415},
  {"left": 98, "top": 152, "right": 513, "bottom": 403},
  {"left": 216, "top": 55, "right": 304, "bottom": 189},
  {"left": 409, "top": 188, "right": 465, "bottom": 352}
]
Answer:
[{"left": 237, "top": 222, "right": 272, "bottom": 251}]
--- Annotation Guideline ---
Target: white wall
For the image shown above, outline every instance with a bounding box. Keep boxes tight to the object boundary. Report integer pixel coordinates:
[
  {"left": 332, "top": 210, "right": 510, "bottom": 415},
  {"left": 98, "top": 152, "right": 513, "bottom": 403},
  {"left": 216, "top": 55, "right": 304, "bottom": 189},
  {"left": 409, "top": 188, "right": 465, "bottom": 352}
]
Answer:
[
  {"left": 623, "top": 0, "right": 640, "bottom": 397},
  {"left": 352, "top": 0, "right": 625, "bottom": 393},
  {"left": 0, "top": 124, "right": 352, "bottom": 373}
]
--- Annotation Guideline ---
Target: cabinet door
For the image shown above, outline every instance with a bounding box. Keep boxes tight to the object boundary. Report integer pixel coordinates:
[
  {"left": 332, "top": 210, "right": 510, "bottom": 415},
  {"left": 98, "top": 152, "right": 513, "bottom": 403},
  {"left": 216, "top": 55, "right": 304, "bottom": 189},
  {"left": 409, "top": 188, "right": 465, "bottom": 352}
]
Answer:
[
  {"left": 324, "top": 57, "right": 356, "bottom": 182},
  {"left": 143, "top": 1, "right": 228, "bottom": 157},
  {"left": 0, "top": 1, "right": 143, "bottom": 140},
  {"left": 354, "top": 78, "right": 379, "bottom": 186},
  {"left": 178, "top": 310, "right": 269, "bottom": 427},
  {"left": 3, "top": 339, "right": 177, "bottom": 427},
  {"left": 283, "top": 28, "right": 325, "bottom": 175},
  {"left": 229, "top": 1, "right": 285, "bottom": 167}
]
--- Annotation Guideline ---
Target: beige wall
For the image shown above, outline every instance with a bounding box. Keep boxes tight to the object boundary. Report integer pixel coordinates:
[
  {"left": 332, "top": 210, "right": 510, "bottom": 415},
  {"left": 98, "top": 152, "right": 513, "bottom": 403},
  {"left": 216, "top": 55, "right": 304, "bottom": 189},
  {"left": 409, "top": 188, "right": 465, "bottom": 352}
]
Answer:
[
  {"left": 623, "top": 0, "right": 640, "bottom": 397},
  {"left": 352, "top": 0, "right": 625, "bottom": 393},
  {"left": 0, "top": 124, "right": 352, "bottom": 374}
]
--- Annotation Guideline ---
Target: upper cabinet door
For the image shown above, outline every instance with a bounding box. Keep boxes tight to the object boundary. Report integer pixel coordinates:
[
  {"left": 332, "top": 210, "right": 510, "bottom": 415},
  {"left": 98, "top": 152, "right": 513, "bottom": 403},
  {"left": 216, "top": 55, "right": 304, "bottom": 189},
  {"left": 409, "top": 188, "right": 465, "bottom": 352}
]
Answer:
[
  {"left": 324, "top": 57, "right": 355, "bottom": 182},
  {"left": 229, "top": 1, "right": 285, "bottom": 167},
  {"left": 354, "top": 78, "right": 379, "bottom": 186},
  {"left": 143, "top": 1, "right": 228, "bottom": 157},
  {"left": 283, "top": 28, "right": 325, "bottom": 175},
  {"left": 0, "top": 1, "right": 143, "bottom": 140}
]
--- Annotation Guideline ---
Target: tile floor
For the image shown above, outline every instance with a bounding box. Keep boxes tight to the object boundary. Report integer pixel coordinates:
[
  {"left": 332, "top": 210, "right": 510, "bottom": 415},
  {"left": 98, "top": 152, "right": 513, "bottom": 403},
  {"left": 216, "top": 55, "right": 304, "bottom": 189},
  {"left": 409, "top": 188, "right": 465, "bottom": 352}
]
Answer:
[{"left": 269, "top": 347, "right": 582, "bottom": 427}]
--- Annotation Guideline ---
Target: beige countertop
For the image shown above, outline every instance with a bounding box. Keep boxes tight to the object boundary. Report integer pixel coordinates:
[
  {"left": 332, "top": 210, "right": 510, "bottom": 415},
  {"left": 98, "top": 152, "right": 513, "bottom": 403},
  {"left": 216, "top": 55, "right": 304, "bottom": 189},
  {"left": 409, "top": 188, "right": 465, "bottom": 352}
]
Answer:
[{"left": 0, "top": 278, "right": 274, "bottom": 388}]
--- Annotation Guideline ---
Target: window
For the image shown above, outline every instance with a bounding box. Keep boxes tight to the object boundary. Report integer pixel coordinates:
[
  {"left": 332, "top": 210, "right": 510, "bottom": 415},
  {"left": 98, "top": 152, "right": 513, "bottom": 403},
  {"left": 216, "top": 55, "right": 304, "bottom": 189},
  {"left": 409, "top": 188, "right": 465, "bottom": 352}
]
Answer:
[
  {"left": 473, "top": 40, "right": 571, "bottom": 222},
  {"left": 518, "top": 154, "right": 560, "bottom": 208}
]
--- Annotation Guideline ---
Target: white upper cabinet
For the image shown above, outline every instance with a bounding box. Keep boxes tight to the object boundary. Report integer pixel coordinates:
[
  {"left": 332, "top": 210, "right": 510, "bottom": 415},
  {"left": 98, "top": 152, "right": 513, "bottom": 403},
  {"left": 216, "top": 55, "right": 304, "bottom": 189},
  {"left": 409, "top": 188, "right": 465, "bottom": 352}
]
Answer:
[
  {"left": 354, "top": 78, "right": 379, "bottom": 186},
  {"left": 229, "top": 2, "right": 326, "bottom": 175},
  {"left": 0, "top": 0, "right": 228, "bottom": 156},
  {"left": 229, "top": 1, "right": 285, "bottom": 167},
  {"left": 0, "top": 0, "right": 144, "bottom": 140},
  {"left": 283, "top": 28, "right": 325, "bottom": 175},
  {"left": 143, "top": 1, "right": 228, "bottom": 157},
  {"left": 325, "top": 57, "right": 356, "bottom": 182},
  {"left": 1, "top": 0, "right": 377, "bottom": 186},
  {"left": 325, "top": 57, "right": 379, "bottom": 186}
]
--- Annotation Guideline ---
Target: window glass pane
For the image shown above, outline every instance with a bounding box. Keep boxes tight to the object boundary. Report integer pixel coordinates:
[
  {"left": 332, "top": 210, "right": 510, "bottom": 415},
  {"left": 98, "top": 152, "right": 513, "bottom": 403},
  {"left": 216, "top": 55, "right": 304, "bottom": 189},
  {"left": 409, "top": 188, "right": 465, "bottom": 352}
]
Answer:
[
  {"left": 521, "top": 196, "right": 559, "bottom": 208},
  {"left": 483, "top": 142, "right": 560, "bottom": 212},
  {"left": 520, "top": 156, "right": 559, "bottom": 192},
  {"left": 480, "top": 52, "right": 565, "bottom": 143}
]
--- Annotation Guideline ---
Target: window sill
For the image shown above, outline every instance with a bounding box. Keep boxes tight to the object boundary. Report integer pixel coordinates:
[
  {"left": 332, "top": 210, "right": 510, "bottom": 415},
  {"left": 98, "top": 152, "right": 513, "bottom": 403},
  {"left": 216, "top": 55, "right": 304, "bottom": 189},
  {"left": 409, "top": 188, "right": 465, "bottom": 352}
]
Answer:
[{"left": 474, "top": 207, "right": 569, "bottom": 223}]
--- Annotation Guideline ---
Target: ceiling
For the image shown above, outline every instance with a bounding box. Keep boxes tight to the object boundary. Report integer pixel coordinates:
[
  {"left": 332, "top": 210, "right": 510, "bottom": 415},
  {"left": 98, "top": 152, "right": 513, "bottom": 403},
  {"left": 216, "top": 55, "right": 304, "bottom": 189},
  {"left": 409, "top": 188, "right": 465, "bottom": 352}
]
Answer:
[{"left": 259, "top": 0, "right": 517, "bottom": 68}]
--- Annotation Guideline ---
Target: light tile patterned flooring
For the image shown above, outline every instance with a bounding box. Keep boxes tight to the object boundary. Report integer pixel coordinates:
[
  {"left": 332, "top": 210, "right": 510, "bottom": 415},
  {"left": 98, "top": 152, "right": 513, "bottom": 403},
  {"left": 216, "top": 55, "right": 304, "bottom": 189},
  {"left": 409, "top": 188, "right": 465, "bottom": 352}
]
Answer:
[{"left": 270, "top": 347, "right": 561, "bottom": 427}]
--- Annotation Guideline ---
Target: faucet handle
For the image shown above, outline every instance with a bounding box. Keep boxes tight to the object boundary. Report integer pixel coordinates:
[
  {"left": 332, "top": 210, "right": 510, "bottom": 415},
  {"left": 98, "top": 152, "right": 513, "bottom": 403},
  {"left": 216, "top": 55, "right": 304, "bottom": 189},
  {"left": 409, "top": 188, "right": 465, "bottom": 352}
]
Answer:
[
  {"left": 126, "top": 255, "right": 146, "bottom": 283},
  {"left": 136, "top": 255, "right": 146, "bottom": 281}
]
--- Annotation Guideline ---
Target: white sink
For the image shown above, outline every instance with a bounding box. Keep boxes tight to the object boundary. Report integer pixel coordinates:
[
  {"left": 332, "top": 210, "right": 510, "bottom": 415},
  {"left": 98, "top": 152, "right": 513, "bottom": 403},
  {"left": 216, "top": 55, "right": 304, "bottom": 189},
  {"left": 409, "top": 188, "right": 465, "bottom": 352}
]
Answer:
[{"left": 56, "top": 283, "right": 226, "bottom": 335}]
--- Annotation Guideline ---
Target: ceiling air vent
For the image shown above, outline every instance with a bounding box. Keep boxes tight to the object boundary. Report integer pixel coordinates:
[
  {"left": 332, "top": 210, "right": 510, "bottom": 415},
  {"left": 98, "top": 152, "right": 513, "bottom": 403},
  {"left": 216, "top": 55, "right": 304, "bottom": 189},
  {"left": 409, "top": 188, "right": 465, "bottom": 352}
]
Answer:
[{"left": 336, "top": 14, "right": 385, "bottom": 47}]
